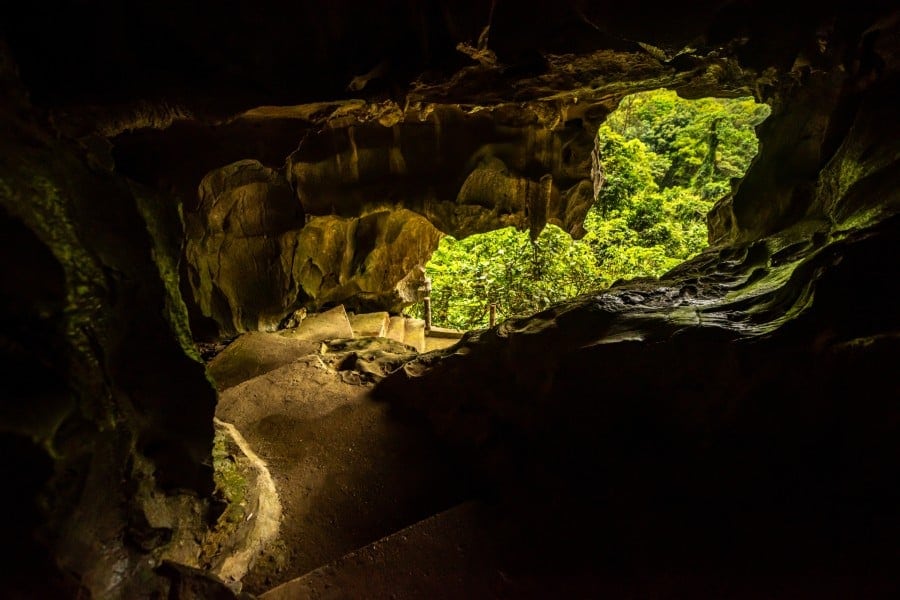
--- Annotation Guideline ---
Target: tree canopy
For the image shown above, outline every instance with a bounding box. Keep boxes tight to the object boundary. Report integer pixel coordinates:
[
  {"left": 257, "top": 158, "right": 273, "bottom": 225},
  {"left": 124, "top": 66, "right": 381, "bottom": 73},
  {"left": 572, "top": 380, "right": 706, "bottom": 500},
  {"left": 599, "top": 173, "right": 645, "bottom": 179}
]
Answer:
[{"left": 416, "top": 89, "right": 770, "bottom": 331}]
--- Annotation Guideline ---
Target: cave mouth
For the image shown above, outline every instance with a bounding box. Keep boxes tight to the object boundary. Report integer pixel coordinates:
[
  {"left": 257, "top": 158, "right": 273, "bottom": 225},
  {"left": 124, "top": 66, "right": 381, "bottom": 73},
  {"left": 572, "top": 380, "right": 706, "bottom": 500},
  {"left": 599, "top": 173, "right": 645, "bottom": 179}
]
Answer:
[{"left": 416, "top": 89, "right": 771, "bottom": 331}]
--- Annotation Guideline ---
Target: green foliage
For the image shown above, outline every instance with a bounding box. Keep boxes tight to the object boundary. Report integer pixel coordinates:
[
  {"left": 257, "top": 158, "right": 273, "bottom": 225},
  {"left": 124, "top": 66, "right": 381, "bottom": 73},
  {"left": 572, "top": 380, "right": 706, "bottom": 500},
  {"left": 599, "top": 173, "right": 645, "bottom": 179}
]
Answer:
[
  {"left": 419, "top": 224, "right": 600, "bottom": 331},
  {"left": 603, "top": 89, "right": 769, "bottom": 191},
  {"left": 418, "top": 89, "right": 769, "bottom": 330}
]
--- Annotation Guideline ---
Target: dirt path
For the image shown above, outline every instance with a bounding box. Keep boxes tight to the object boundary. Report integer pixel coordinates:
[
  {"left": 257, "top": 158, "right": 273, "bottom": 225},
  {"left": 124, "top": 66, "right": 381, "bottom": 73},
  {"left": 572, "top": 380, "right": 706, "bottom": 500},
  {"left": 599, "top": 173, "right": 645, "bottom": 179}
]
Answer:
[{"left": 212, "top": 344, "right": 472, "bottom": 595}]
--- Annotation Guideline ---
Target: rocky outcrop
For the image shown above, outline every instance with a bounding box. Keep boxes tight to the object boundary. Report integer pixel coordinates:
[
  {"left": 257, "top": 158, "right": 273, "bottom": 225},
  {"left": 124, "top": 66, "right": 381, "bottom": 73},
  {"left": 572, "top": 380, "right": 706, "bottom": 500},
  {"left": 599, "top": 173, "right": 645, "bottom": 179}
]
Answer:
[
  {"left": 285, "top": 104, "right": 600, "bottom": 241},
  {"left": 186, "top": 161, "right": 441, "bottom": 334},
  {"left": 0, "top": 59, "right": 218, "bottom": 597},
  {"left": 185, "top": 160, "right": 303, "bottom": 333},
  {"left": 374, "top": 212, "right": 900, "bottom": 592},
  {"left": 290, "top": 210, "right": 441, "bottom": 314},
  {"left": 709, "top": 11, "right": 900, "bottom": 245}
]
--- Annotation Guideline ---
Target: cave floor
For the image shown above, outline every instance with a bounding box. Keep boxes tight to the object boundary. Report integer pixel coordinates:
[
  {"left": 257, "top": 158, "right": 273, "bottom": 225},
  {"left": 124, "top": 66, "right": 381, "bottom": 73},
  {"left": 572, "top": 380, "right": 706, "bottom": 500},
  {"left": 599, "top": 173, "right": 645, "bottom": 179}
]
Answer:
[{"left": 212, "top": 338, "right": 474, "bottom": 595}]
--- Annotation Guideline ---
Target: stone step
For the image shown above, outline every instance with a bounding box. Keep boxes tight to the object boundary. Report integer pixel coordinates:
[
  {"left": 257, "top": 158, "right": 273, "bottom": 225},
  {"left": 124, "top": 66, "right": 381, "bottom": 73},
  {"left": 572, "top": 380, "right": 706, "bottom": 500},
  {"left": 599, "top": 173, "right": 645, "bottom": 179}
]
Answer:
[
  {"left": 258, "top": 502, "right": 500, "bottom": 600},
  {"left": 424, "top": 336, "right": 460, "bottom": 352},
  {"left": 386, "top": 316, "right": 407, "bottom": 344},
  {"left": 348, "top": 311, "right": 391, "bottom": 338},
  {"left": 426, "top": 326, "right": 465, "bottom": 339},
  {"left": 279, "top": 305, "right": 354, "bottom": 342},
  {"left": 404, "top": 318, "right": 426, "bottom": 353},
  {"left": 207, "top": 332, "right": 321, "bottom": 391}
]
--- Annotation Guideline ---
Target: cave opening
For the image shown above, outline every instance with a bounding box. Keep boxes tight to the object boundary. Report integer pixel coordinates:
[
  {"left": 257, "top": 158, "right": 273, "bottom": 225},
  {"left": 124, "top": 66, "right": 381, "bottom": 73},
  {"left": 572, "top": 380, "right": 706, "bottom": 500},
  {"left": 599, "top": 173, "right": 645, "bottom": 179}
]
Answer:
[
  {"left": 416, "top": 89, "right": 770, "bottom": 331},
  {"left": 4, "top": 0, "right": 900, "bottom": 595}
]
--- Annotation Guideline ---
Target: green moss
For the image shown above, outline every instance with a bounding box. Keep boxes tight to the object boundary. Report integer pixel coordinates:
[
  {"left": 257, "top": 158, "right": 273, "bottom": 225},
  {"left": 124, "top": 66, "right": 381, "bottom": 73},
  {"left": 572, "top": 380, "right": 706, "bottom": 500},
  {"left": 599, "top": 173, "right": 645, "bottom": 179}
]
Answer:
[
  {"left": 211, "top": 427, "right": 248, "bottom": 526},
  {"left": 0, "top": 168, "right": 117, "bottom": 431},
  {"left": 132, "top": 184, "right": 203, "bottom": 364}
]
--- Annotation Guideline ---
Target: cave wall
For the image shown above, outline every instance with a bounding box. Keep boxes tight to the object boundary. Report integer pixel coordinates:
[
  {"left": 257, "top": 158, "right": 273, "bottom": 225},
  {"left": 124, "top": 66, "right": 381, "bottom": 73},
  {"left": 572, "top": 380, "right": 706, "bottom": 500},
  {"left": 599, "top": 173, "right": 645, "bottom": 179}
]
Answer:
[
  {"left": 286, "top": 104, "right": 595, "bottom": 240},
  {"left": 0, "top": 51, "right": 217, "bottom": 597},
  {"left": 709, "top": 7, "right": 900, "bottom": 244},
  {"left": 185, "top": 159, "right": 442, "bottom": 333}
]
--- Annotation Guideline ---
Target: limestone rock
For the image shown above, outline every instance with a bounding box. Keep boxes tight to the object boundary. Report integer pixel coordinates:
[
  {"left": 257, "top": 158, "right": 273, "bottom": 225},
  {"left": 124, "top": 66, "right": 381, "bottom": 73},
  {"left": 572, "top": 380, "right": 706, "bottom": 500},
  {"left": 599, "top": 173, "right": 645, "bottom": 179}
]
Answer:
[
  {"left": 287, "top": 210, "right": 442, "bottom": 315},
  {"left": 185, "top": 159, "right": 304, "bottom": 333},
  {"left": 186, "top": 160, "right": 442, "bottom": 334},
  {"left": 286, "top": 105, "right": 598, "bottom": 241},
  {"left": 207, "top": 332, "right": 321, "bottom": 392},
  {"left": 278, "top": 305, "right": 354, "bottom": 343},
  {"left": 348, "top": 311, "right": 390, "bottom": 338},
  {"left": 375, "top": 214, "right": 900, "bottom": 582},
  {"left": 0, "top": 69, "right": 217, "bottom": 598},
  {"left": 319, "top": 337, "right": 419, "bottom": 384},
  {"left": 279, "top": 307, "right": 308, "bottom": 329}
]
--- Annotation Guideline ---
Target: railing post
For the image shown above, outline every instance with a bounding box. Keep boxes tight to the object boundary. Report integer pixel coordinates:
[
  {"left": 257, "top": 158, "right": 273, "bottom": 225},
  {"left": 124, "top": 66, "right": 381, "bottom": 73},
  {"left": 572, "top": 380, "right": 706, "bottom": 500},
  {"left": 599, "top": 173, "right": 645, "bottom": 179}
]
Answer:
[
  {"left": 423, "top": 277, "right": 432, "bottom": 332},
  {"left": 489, "top": 303, "right": 496, "bottom": 327}
]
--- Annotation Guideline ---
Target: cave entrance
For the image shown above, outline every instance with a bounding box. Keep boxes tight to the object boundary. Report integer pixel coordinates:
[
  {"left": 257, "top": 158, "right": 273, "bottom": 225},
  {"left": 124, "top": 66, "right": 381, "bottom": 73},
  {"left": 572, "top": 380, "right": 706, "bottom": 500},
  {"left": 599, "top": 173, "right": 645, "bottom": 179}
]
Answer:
[{"left": 416, "top": 89, "right": 770, "bottom": 332}]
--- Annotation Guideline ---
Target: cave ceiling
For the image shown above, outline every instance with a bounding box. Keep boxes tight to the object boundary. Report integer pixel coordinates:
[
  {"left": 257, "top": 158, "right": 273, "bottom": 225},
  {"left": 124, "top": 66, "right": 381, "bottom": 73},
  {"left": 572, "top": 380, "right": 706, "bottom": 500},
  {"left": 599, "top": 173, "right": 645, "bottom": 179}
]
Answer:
[
  {"left": 8, "top": 0, "right": 797, "bottom": 234},
  {"left": 4, "top": 2, "right": 898, "bottom": 336}
]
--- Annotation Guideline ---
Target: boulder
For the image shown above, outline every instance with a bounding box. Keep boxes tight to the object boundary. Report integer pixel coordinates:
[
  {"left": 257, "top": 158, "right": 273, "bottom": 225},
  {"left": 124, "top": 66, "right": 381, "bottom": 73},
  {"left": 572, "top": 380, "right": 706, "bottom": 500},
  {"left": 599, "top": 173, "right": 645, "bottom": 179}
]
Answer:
[{"left": 185, "top": 160, "right": 304, "bottom": 334}]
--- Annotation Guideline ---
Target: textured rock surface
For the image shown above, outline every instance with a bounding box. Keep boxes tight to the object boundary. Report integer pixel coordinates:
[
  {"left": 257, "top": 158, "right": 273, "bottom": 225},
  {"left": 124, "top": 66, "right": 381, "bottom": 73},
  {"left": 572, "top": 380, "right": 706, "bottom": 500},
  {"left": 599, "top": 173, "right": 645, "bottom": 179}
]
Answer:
[
  {"left": 186, "top": 162, "right": 441, "bottom": 334},
  {"left": 376, "top": 203, "right": 900, "bottom": 597},
  {"left": 185, "top": 160, "right": 303, "bottom": 333},
  {"left": 2, "top": 1, "right": 900, "bottom": 597},
  {"left": 285, "top": 104, "right": 601, "bottom": 241},
  {"left": 0, "top": 54, "right": 218, "bottom": 598},
  {"left": 290, "top": 210, "right": 441, "bottom": 315},
  {"left": 207, "top": 333, "right": 321, "bottom": 391}
]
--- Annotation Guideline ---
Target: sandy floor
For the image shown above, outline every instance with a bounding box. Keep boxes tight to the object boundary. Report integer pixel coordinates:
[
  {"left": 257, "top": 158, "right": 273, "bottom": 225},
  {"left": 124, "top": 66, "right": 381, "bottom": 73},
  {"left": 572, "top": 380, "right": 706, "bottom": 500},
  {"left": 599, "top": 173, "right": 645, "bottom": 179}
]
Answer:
[{"left": 211, "top": 340, "right": 471, "bottom": 595}]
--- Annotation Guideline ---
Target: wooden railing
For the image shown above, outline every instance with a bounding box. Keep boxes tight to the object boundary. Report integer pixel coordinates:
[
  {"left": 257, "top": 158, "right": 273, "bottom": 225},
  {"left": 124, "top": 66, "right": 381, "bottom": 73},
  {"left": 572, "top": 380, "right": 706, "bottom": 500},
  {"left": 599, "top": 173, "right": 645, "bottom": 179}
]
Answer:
[{"left": 421, "top": 275, "right": 497, "bottom": 332}]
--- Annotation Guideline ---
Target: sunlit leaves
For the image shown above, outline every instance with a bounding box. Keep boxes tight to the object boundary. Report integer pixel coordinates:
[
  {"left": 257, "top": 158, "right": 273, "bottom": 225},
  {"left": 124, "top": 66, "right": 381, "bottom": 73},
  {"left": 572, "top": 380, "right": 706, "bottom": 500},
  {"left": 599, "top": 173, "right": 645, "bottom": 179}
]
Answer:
[
  {"left": 418, "top": 89, "right": 768, "bottom": 329},
  {"left": 420, "top": 224, "right": 600, "bottom": 330}
]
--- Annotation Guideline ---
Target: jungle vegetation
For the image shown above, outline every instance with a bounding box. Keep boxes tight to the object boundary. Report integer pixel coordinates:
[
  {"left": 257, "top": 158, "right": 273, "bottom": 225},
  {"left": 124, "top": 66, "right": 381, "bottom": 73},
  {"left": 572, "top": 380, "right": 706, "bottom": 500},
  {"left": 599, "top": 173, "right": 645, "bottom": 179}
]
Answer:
[{"left": 417, "top": 89, "right": 770, "bottom": 330}]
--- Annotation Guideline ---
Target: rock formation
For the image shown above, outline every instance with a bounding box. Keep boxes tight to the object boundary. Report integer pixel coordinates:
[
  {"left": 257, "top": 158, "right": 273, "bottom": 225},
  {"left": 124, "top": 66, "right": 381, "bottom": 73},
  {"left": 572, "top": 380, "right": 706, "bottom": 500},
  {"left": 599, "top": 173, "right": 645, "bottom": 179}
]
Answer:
[
  {"left": 184, "top": 160, "right": 441, "bottom": 333},
  {"left": 1, "top": 0, "right": 899, "bottom": 597}
]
